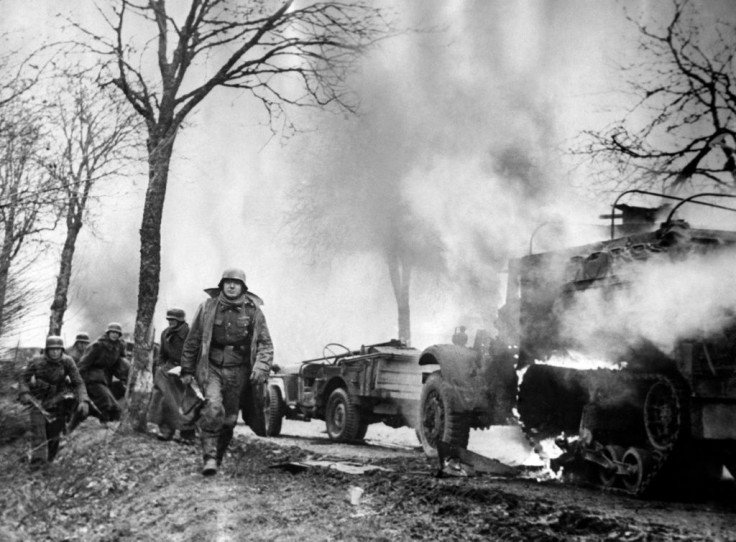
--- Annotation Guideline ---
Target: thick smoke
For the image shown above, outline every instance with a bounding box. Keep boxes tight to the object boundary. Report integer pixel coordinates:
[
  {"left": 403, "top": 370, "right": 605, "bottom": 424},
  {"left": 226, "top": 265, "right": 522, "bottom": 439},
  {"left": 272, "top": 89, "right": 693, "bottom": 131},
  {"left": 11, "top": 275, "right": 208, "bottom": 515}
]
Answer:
[
  {"left": 283, "top": 1, "right": 603, "bottom": 349},
  {"left": 560, "top": 247, "right": 736, "bottom": 361},
  {"left": 8, "top": 1, "right": 666, "bottom": 360}
]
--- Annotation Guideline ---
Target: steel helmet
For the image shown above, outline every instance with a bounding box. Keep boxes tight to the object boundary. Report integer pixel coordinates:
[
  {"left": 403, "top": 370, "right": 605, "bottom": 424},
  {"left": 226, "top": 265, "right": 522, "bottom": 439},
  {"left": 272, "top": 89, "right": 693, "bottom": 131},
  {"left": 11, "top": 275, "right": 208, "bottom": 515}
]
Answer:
[
  {"left": 75, "top": 332, "right": 90, "bottom": 343},
  {"left": 218, "top": 268, "right": 247, "bottom": 290},
  {"left": 166, "top": 308, "right": 186, "bottom": 322},
  {"left": 106, "top": 322, "right": 123, "bottom": 334},
  {"left": 45, "top": 335, "right": 65, "bottom": 351}
]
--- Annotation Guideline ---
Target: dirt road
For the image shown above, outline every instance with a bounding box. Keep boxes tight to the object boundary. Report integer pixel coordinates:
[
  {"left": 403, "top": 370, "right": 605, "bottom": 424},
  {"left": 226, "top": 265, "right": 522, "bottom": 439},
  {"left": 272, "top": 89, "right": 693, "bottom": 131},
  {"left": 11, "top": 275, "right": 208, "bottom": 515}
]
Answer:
[
  {"left": 1, "top": 418, "right": 736, "bottom": 541},
  {"left": 254, "top": 419, "right": 736, "bottom": 541}
]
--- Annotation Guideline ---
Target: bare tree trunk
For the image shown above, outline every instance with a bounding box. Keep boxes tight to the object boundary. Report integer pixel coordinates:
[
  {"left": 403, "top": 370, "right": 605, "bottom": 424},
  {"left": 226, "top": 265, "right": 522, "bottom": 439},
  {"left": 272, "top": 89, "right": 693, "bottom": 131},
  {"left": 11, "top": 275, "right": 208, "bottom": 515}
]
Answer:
[
  {"left": 120, "top": 132, "right": 175, "bottom": 433},
  {"left": 48, "top": 222, "right": 81, "bottom": 336},
  {"left": 387, "top": 252, "right": 412, "bottom": 346},
  {"left": 0, "top": 176, "right": 19, "bottom": 336},
  {"left": 0, "top": 228, "right": 14, "bottom": 336}
]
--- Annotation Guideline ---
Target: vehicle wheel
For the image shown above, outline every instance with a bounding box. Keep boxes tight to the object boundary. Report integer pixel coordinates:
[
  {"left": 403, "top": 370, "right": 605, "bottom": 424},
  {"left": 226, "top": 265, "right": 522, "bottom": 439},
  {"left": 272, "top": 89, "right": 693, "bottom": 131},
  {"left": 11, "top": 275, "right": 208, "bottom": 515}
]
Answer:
[
  {"left": 264, "top": 385, "right": 284, "bottom": 437},
  {"left": 644, "top": 377, "right": 682, "bottom": 451},
  {"left": 621, "top": 447, "right": 653, "bottom": 495},
  {"left": 597, "top": 444, "right": 625, "bottom": 488},
  {"left": 242, "top": 382, "right": 267, "bottom": 436},
  {"left": 325, "top": 388, "right": 362, "bottom": 442},
  {"left": 418, "top": 372, "right": 470, "bottom": 458}
]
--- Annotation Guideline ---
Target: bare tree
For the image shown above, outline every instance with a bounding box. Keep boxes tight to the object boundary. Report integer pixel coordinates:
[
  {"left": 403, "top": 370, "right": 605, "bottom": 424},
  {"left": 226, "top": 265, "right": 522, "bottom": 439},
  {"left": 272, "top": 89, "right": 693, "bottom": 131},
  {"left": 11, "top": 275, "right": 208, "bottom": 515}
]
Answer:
[
  {"left": 0, "top": 35, "right": 59, "bottom": 339},
  {"left": 44, "top": 70, "right": 143, "bottom": 336},
  {"left": 0, "top": 100, "right": 62, "bottom": 337},
  {"left": 0, "top": 34, "right": 47, "bottom": 110},
  {"left": 71, "top": 0, "right": 395, "bottom": 431},
  {"left": 289, "top": 173, "right": 443, "bottom": 346},
  {"left": 577, "top": 0, "right": 736, "bottom": 192}
]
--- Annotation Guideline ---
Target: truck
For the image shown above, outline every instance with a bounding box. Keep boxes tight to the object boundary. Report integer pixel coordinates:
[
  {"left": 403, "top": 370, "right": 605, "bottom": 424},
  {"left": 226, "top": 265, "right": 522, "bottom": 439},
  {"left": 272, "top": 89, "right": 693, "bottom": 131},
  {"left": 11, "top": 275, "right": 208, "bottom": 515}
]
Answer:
[
  {"left": 264, "top": 339, "right": 427, "bottom": 442},
  {"left": 415, "top": 191, "right": 736, "bottom": 495}
]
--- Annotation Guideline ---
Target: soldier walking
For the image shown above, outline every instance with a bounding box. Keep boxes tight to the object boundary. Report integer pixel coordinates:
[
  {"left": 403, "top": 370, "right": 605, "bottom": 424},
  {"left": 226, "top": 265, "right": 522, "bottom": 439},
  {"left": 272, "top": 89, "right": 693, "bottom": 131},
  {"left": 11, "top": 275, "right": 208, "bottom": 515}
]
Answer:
[
  {"left": 148, "top": 308, "right": 196, "bottom": 442},
  {"left": 77, "top": 323, "right": 130, "bottom": 422},
  {"left": 180, "top": 268, "right": 274, "bottom": 475},
  {"left": 18, "top": 336, "right": 89, "bottom": 468}
]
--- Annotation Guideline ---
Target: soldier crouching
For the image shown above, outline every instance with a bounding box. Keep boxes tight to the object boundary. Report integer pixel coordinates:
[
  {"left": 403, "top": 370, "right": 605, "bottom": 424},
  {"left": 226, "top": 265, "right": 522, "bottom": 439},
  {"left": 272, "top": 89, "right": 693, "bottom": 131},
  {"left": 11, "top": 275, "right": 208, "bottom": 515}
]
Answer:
[
  {"left": 18, "top": 336, "right": 90, "bottom": 468},
  {"left": 77, "top": 322, "right": 130, "bottom": 422}
]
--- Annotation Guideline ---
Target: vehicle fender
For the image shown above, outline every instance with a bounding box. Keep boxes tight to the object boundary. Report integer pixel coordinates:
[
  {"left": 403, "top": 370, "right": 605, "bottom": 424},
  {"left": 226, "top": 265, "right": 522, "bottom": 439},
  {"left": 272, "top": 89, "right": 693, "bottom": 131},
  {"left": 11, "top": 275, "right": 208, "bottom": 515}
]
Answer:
[
  {"left": 267, "top": 376, "right": 286, "bottom": 400},
  {"left": 418, "top": 344, "right": 492, "bottom": 412},
  {"left": 316, "top": 375, "right": 359, "bottom": 410}
]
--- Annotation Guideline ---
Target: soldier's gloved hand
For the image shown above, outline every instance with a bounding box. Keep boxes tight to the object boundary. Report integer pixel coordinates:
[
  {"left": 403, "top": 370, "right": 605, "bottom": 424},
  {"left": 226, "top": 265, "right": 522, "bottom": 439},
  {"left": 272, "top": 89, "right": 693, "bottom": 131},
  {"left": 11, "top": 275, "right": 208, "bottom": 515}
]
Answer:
[
  {"left": 76, "top": 401, "right": 89, "bottom": 417},
  {"left": 250, "top": 370, "right": 268, "bottom": 386},
  {"left": 180, "top": 374, "right": 194, "bottom": 387}
]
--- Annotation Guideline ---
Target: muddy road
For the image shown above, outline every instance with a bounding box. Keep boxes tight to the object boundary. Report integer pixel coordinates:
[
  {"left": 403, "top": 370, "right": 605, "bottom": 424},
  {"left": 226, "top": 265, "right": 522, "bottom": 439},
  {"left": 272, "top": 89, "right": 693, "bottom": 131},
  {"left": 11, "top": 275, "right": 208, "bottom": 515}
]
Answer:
[
  {"left": 255, "top": 419, "right": 736, "bottom": 541},
  {"left": 1, "top": 418, "right": 736, "bottom": 541}
]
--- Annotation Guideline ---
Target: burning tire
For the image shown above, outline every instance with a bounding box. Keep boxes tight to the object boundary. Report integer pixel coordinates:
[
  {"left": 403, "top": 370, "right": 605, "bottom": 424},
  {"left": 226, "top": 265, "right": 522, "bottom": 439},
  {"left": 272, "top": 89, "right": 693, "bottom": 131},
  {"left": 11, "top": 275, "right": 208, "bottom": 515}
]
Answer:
[
  {"left": 418, "top": 371, "right": 470, "bottom": 458},
  {"left": 325, "top": 387, "right": 363, "bottom": 442},
  {"left": 264, "top": 385, "right": 284, "bottom": 437}
]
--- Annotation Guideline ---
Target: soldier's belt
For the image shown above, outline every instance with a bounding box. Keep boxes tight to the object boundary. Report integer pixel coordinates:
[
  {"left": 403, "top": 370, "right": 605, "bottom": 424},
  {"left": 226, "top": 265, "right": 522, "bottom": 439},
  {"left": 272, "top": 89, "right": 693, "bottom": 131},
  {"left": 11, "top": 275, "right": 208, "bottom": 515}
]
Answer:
[{"left": 209, "top": 345, "right": 247, "bottom": 367}]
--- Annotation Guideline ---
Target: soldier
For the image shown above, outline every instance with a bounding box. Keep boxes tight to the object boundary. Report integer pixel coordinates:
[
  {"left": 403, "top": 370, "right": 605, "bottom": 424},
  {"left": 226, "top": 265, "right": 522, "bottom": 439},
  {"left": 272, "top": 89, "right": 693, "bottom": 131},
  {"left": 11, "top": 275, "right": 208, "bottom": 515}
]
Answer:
[
  {"left": 77, "top": 322, "right": 130, "bottom": 422},
  {"left": 148, "top": 308, "right": 196, "bottom": 442},
  {"left": 452, "top": 326, "right": 469, "bottom": 347},
  {"left": 68, "top": 332, "right": 90, "bottom": 365},
  {"left": 180, "top": 268, "right": 274, "bottom": 475},
  {"left": 18, "top": 336, "right": 89, "bottom": 468}
]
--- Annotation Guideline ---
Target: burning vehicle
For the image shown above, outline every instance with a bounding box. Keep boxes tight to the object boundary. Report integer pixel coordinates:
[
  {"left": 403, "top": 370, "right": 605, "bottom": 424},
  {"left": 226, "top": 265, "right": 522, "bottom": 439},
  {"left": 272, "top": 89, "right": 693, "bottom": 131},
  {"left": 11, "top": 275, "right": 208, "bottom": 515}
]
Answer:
[
  {"left": 416, "top": 192, "right": 736, "bottom": 495},
  {"left": 264, "top": 340, "right": 426, "bottom": 442}
]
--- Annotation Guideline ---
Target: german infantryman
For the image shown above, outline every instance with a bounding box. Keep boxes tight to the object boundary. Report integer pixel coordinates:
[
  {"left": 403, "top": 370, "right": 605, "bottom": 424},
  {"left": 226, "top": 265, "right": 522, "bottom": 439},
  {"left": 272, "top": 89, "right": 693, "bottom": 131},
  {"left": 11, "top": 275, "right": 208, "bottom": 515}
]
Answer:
[
  {"left": 148, "top": 308, "right": 196, "bottom": 442},
  {"left": 18, "top": 336, "right": 89, "bottom": 468},
  {"left": 77, "top": 322, "right": 130, "bottom": 423},
  {"left": 180, "top": 268, "right": 274, "bottom": 475},
  {"left": 68, "top": 332, "right": 90, "bottom": 365}
]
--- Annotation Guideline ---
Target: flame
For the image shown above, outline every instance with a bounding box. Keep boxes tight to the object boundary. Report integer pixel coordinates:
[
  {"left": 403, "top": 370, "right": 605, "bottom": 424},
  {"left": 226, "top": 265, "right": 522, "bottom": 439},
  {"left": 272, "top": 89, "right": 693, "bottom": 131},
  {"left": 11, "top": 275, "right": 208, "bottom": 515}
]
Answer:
[{"left": 538, "top": 350, "right": 624, "bottom": 370}]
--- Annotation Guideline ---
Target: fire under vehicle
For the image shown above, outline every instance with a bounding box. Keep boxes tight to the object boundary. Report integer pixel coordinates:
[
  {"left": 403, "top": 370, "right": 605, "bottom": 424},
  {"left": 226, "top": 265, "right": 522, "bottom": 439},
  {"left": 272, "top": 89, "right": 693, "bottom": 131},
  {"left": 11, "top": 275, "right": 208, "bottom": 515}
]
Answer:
[
  {"left": 264, "top": 340, "right": 425, "bottom": 442},
  {"left": 416, "top": 191, "right": 736, "bottom": 495}
]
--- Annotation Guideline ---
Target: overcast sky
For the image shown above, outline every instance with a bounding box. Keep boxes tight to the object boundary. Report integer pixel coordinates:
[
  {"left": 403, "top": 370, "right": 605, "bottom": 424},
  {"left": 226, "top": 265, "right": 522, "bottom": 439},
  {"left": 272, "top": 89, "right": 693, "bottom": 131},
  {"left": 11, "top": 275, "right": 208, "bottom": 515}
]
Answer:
[{"left": 4, "top": 0, "right": 735, "bottom": 361}]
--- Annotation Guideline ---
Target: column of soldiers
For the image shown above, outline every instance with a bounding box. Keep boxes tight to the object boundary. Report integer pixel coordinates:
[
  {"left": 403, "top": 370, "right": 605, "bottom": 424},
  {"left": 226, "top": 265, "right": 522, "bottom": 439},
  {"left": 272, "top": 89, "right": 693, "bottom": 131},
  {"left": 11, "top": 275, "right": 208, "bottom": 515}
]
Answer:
[{"left": 17, "top": 267, "right": 273, "bottom": 476}]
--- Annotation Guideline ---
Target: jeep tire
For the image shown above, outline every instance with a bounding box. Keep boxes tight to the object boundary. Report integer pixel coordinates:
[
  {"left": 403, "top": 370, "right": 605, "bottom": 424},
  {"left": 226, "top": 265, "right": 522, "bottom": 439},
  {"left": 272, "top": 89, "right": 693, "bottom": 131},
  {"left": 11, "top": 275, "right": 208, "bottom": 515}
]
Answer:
[
  {"left": 418, "top": 371, "right": 470, "bottom": 458},
  {"left": 325, "top": 387, "right": 362, "bottom": 442}
]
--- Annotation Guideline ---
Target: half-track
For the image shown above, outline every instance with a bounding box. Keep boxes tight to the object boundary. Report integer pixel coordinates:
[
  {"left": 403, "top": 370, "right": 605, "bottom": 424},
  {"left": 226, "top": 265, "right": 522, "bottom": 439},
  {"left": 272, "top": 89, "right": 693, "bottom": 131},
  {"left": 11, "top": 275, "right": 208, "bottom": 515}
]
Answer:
[{"left": 416, "top": 192, "right": 736, "bottom": 495}]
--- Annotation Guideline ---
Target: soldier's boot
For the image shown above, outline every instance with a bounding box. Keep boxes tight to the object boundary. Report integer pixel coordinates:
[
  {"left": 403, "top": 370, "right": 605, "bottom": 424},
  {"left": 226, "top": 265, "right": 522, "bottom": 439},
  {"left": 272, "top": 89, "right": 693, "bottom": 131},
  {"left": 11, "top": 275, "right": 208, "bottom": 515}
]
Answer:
[
  {"left": 201, "top": 436, "right": 219, "bottom": 475},
  {"left": 66, "top": 410, "right": 85, "bottom": 433},
  {"left": 47, "top": 437, "right": 61, "bottom": 463},
  {"left": 216, "top": 427, "right": 234, "bottom": 467},
  {"left": 202, "top": 457, "right": 218, "bottom": 476},
  {"left": 157, "top": 425, "right": 174, "bottom": 441}
]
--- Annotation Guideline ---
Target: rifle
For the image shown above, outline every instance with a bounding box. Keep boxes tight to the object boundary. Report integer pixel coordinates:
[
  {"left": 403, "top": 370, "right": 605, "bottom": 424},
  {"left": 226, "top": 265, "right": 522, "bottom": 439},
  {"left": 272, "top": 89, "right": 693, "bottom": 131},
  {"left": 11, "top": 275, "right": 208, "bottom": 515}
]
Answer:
[
  {"left": 23, "top": 394, "right": 55, "bottom": 423},
  {"left": 14, "top": 341, "right": 56, "bottom": 423}
]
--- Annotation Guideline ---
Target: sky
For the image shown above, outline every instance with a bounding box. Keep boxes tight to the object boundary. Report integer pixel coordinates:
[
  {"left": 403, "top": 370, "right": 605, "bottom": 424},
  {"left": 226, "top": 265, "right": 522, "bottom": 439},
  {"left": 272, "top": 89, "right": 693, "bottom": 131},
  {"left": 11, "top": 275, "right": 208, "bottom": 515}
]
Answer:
[{"left": 3, "top": 0, "right": 736, "bottom": 362}]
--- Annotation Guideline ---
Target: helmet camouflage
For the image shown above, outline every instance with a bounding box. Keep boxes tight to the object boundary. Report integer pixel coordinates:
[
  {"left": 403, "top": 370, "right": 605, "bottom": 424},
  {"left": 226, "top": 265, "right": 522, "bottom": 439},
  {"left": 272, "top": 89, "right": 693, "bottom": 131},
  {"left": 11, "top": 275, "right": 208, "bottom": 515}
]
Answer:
[
  {"left": 106, "top": 322, "right": 123, "bottom": 335},
  {"left": 218, "top": 268, "right": 247, "bottom": 290},
  {"left": 45, "top": 335, "right": 65, "bottom": 351},
  {"left": 75, "top": 332, "right": 90, "bottom": 343},
  {"left": 166, "top": 308, "right": 186, "bottom": 322}
]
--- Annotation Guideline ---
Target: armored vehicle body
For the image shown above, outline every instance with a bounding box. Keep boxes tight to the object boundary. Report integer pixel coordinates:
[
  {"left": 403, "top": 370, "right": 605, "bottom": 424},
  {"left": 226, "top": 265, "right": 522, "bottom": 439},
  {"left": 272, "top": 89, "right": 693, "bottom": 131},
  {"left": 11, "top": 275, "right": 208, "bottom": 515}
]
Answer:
[{"left": 417, "top": 193, "right": 736, "bottom": 495}]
